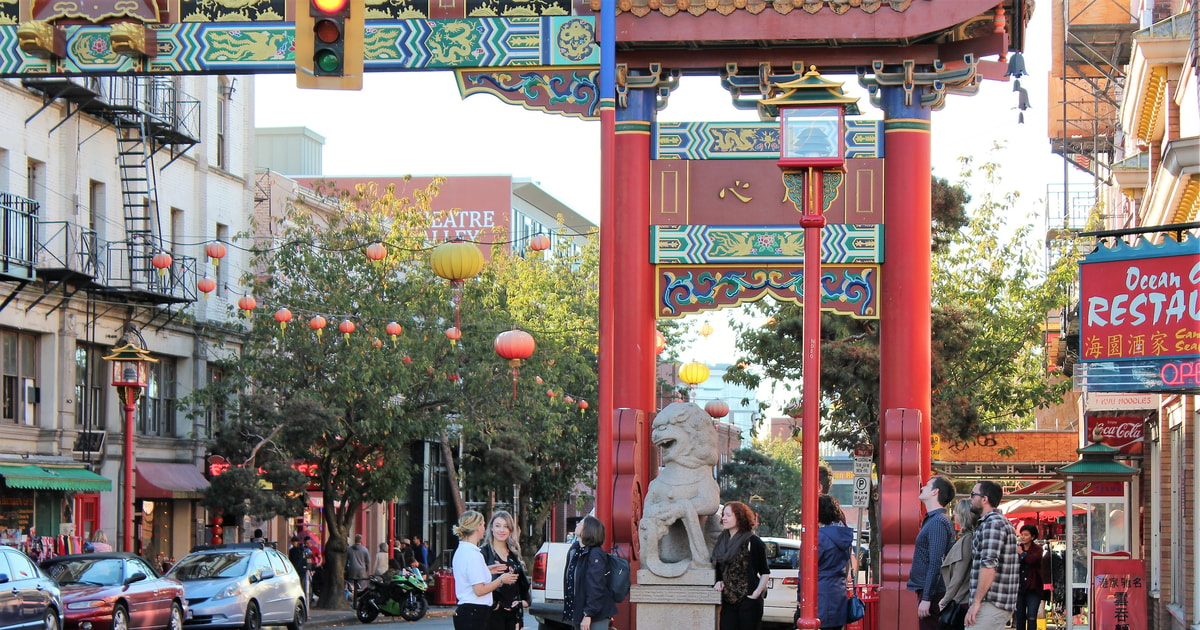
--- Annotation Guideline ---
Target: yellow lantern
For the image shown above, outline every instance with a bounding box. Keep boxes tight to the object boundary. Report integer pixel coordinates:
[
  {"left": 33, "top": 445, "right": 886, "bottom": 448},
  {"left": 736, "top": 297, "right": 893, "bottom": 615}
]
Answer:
[
  {"left": 430, "top": 240, "right": 484, "bottom": 284},
  {"left": 678, "top": 361, "right": 710, "bottom": 388}
]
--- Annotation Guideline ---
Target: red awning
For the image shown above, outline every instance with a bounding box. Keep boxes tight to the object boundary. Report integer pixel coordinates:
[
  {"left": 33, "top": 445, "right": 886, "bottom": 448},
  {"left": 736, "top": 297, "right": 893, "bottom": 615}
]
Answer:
[{"left": 136, "top": 462, "right": 210, "bottom": 499}]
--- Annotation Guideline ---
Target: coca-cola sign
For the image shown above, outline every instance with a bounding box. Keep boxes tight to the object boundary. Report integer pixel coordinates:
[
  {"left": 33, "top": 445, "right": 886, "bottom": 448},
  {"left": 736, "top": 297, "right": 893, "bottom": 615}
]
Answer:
[{"left": 1086, "top": 415, "right": 1145, "bottom": 455}]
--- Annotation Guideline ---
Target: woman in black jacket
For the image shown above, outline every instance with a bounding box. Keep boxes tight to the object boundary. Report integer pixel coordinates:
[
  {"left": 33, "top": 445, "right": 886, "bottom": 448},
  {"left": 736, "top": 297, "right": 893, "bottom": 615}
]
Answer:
[
  {"left": 562, "top": 516, "right": 618, "bottom": 630},
  {"left": 712, "top": 501, "right": 770, "bottom": 630},
  {"left": 481, "top": 511, "right": 531, "bottom": 630}
]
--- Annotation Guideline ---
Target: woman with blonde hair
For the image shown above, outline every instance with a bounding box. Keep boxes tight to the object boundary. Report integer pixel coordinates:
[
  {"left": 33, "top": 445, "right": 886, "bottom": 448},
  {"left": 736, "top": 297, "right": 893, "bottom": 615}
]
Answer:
[
  {"left": 939, "top": 498, "right": 981, "bottom": 630},
  {"left": 90, "top": 530, "right": 113, "bottom": 553},
  {"left": 453, "top": 511, "right": 518, "bottom": 629},
  {"left": 482, "top": 511, "right": 531, "bottom": 630}
]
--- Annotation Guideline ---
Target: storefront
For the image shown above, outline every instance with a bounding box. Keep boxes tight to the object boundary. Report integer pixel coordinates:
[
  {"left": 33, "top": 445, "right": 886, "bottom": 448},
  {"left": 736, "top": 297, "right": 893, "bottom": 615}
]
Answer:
[
  {"left": 135, "top": 461, "right": 210, "bottom": 567},
  {"left": 0, "top": 463, "right": 112, "bottom": 559}
]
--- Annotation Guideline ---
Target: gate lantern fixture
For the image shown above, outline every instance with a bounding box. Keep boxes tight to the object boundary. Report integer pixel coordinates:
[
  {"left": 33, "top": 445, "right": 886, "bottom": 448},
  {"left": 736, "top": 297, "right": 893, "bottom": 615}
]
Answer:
[{"left": 103, "top": 339, "right": 157, "bottom": 554}]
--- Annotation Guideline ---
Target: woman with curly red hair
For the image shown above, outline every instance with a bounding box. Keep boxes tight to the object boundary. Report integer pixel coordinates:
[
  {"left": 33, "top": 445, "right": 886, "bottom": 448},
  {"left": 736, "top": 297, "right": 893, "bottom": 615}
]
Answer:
[{"left": 712, "top": 501, "right": 770, "bottom": 630}]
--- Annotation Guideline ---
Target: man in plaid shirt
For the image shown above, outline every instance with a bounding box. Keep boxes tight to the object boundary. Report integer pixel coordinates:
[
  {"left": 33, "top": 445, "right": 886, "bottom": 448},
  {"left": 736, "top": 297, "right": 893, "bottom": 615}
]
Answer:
[{"left": 965, "top": 480, "right": 1019, "bottom": 630}]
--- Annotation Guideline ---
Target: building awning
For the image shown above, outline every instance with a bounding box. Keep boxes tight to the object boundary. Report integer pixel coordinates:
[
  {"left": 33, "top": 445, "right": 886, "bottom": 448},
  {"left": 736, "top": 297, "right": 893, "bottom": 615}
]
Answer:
[
  {"left": 0, "top": 464, "right": 112, "bottom": 492},
  {"left": 136, "top": 462, "right": 210, "bottom": 499}
]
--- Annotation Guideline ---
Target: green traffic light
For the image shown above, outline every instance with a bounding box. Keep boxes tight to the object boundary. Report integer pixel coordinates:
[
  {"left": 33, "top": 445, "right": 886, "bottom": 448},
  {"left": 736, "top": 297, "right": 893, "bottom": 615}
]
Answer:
[{"left": 315, "top": 50, "right": 341, "bottom": 73}]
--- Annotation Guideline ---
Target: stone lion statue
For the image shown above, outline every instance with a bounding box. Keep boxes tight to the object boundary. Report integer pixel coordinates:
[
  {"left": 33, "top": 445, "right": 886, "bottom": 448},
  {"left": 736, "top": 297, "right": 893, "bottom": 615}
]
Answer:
[{"left": 638, "top": 402, "right": 722, "bottom": 578}]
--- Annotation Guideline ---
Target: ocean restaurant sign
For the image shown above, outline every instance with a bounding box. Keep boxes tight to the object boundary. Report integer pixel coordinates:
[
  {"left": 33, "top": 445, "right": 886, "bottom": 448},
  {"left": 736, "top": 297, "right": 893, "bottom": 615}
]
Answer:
[{"left": 1080, "top": 234, "right": 1200, "bottom": 393}]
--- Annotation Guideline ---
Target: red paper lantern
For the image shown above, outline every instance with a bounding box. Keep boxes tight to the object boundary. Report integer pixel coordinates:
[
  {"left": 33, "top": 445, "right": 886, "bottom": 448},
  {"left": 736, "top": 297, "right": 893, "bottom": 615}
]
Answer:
[
  {"left": 338, "top": 319, "right": 356, "bottom": 339},
  {"left": 273, "top": 308, "right": 293, "bottom": 330},
  {"left": 205, "top": 242, "right": 227, "bottom": 267},
  {"left": 655, "top": 330, "right": 666, "bottom": 355},
  {"left": 577, "top": 399, "right": 589, "bottom": 412},
  {"left": 528, "top": 233, "right": 551, "bottom": 252},
  {"left": 494, "top": 330, "right": 536, "bottom": 366},
  {"left": 386, "top": 321, "right": 403, "bottom": 337},
  {"left": 371, "top": 337, "right": 383, "bottom": 349},
  {"left": 152, "top": 252, "right": 173, "bottom": 276},
  {"left": 309, "top": 316, "right": 327, "bottom": 339},
  {"left": 197, "top": 276, "right": 216, "bottom": 296},
  {"left": 237, "top": 294, "right": 256, "bottom": 315},
  {"left": 445, "top": 326, "right": 461, "bottom": 346},
  {"left": 705, "top": 399, "right": 730, "bottom": 419},
  {"left": 364, "top": 242, "right": 387, "bottom": 261}
]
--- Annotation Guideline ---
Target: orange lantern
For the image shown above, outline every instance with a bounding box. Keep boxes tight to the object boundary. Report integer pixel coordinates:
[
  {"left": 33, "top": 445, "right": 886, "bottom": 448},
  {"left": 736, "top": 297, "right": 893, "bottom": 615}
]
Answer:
[
  {"left": 364, "top": 242, "right": 387, "bottom": 261},
  {"left": 371, "top": 337, "right": 383, "bottom": 349},
  {"left": 577, "top": 399, "right": 589, "bottom": 414},
  {"left": 205, "top": 242, "right": 227, "bottom": 268},
  {"left": 309, "top": 315, "right": 327, "bottom": 339},
  {"left": 528, "top": 233, "right": 551, "bottom": 252},
  {"left": 273, "top": 308, "right": 293, "bottom": 330},
  {"left": 237, "top": 294, "right": 256, "bottom": 316},
  {"left": 385, "top": 321, "right": 403, "bottom": 346},
  {"left": 655, "top": 330, "right": 667, "bottom": 355},
  {"left": 705, "top": 399, "right": 730, "bottom": 419},
  {"left": 338, "top": 319, "right": 355, "bottom": 340},
  {"left": 445, "top": 326, "right": 462, "bottom": 346},
  {"left": 152, "top": 251, "right": 173, "bottom": 276},
  {"left": 197, "top": 276, "right": 216, "bottom": 296}
]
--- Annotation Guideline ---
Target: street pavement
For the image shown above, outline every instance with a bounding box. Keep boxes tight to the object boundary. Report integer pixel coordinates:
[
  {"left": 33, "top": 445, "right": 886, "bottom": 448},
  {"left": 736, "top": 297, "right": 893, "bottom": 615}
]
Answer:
[{"left": 306, "top": 603, "right": 456, "bottom": 628}]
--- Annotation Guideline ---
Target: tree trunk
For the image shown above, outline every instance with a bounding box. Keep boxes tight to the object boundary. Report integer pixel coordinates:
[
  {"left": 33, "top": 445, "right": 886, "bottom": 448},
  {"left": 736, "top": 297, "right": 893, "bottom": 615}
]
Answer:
[
  {"left": 441, "top": 436, "right": 465, "bottom": 517},
  {"left": 315, "top": 499, "right": 352, "bottom": 609}
]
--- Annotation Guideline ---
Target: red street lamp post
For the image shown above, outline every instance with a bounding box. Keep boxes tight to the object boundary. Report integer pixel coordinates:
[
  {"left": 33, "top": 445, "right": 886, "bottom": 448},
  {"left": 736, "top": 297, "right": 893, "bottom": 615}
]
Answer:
[
  {"left": 759, "top": 66, "right": 858, "bottom": 630},
  {"left": 103, "top": 340, "right": 157, "bottom": 553}
]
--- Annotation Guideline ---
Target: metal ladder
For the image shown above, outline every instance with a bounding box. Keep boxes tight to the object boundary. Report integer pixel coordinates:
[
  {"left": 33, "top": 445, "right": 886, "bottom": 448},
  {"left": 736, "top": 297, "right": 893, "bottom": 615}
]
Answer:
[{"left": 114, "top": 111, "right": 160, "bottom": 288}]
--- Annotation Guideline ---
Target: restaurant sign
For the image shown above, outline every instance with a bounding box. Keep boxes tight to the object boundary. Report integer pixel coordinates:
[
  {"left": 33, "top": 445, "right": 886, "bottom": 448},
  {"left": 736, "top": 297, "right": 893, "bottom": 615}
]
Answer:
[{"left": 1079, "top": 234, "right": 1200, "bottom": 392}]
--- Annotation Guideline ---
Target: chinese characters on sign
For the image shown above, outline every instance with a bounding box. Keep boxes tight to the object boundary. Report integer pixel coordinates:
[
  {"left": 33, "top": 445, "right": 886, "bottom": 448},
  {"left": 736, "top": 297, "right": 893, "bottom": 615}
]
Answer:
[{"left": 1092, "top": 558, "right": 1145, "bottom": 630}]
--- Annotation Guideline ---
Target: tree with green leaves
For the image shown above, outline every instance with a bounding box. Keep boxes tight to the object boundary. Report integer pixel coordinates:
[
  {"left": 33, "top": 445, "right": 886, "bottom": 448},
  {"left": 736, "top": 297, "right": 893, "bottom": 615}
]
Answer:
[
  {"left": 187, "top": 180, "right": 601, "bottom": 606},
  {"left": 718, "top": 438, "right": 805, "bottom": 537}
]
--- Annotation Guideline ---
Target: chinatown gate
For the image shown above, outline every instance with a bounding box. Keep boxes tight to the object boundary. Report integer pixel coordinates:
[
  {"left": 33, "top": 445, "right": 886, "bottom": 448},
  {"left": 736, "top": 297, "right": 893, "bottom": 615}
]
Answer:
[{"left": 0, "top": 0, "right": 1033, "bottom": 627}]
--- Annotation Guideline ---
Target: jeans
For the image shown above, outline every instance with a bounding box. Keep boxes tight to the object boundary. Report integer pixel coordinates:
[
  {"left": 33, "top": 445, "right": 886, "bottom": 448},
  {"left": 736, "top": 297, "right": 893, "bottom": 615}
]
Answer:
[{"left": 1012, "top": 591, "right": 1041, "bottom": 630}]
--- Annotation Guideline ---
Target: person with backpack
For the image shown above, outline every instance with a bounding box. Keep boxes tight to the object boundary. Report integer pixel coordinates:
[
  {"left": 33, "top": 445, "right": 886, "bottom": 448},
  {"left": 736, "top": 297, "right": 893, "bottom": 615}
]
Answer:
[
  {"left": 563, "top": 516, "right": 618, "bottom": 630},
  {"left": 712, "top": 501, "right": 770, "bottom": 630}
]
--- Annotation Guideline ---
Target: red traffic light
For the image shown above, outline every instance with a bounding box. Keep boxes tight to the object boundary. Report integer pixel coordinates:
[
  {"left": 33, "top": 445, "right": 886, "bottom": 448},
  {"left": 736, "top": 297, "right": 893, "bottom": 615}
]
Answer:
[{"left": 311, "top": 0, "right": 347, "bottom": 14}]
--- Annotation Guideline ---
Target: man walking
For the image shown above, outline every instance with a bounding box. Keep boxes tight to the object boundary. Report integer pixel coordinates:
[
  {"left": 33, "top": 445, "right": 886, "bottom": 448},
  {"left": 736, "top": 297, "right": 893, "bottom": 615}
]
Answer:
[
  {"left": 411, "top": 535, "right": 429, "bottom": 571},
  {"left": 908, "top": 475, "right": 956, "bottom": 630},
  {"left": 288, "top": 536, "right": 313, "bottom": 603},
  {"left": 346, "top": 534, "right": 371, "bottom": 593},
  {"left": 965, "top": 480, "right": 1019, "bottom": 630}
]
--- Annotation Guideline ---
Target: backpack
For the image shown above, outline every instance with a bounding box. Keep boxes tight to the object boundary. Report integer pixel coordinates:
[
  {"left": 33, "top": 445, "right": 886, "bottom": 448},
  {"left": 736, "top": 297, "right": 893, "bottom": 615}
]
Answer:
[{"left": 604, "top": 548, "right": 631, "bottom": 603}]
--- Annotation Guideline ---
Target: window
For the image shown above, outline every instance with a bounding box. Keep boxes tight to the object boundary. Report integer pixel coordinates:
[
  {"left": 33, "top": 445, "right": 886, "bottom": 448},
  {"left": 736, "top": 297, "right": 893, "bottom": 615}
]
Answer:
[
  {"left": 204, "top": 364, "right": 226, "bottom": 438},
  {"left": 215, "top": 223, "right": 228, "bottom": 291},
  {"left": 137, "top": 357, "right": 176, "bottom": 437},
  {"left": 1, "top": 330, "right": 37, "bottom": 424},
  {"left": 75, "top": 345, "right": 106, "bottom": 429},
  {"left": 26, "top": 159, "right": 45, "bottom": 206},
  {"left": 170, "top": 208, "right": 184, "bottom": 255},
  {"left": 0, "top": 148, "right": 9, "bottom": 190},
  {"left": 216, "top": 77, "right": 229, "bottom": 170}
]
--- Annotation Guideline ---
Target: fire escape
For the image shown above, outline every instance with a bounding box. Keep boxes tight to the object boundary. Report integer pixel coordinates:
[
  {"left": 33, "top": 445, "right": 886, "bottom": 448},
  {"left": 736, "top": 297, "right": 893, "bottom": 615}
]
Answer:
[{"left": 19, "top": 75, "right": 201, "bottom": 312}]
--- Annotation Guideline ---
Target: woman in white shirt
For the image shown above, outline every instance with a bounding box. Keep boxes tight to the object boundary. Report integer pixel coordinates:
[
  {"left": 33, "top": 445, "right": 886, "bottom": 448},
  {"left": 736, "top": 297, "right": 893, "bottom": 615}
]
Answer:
[{"left": 452, "top": 511, "right": 518, "bottom": 629}]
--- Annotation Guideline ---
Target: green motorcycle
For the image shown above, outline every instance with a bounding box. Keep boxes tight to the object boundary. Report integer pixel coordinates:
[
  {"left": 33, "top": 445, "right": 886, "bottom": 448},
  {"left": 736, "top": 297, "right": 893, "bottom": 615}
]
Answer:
[{"left": 354, "top": 570, "right": 429, "bottom": 623}]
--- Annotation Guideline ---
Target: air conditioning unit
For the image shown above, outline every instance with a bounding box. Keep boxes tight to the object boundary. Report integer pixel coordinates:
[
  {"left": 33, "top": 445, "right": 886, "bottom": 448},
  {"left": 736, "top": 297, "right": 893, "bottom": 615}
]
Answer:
[{"left": 71, "top": 431, "right": 106, "bottom": 454}]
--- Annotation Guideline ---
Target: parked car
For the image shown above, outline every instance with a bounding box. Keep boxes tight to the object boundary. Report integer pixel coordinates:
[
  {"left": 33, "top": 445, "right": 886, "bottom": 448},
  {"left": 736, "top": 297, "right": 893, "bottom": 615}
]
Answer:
[
  {"left": 40, "top": 552, "right": 185, "bottom": 630},
  {"left": 166, "top": 543, "right": 304, "bottom": 630},
  {"left": 761, "top": 536, "right": 869, "bottom": 628},
  {"left": 529, "top": 541, "right": 571, "bottom": 630},
  {"left": 0, "top": 545, "right": 63, "bottom": 630}
]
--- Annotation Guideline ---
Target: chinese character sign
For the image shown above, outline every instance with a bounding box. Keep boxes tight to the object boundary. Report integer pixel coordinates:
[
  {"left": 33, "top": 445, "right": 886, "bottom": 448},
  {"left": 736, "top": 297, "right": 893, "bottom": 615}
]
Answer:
[
  {"left": 1080, "top": 235, "right": 1200, "bottom": 363},
  {"left": 1092, "top": 558, "right": 1145, "bottom": 630}
]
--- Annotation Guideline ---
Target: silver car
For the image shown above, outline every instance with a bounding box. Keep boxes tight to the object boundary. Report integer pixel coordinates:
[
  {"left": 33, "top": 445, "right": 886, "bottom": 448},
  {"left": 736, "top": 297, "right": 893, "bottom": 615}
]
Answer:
[
  {"left": 0, "top": 545, "right": 63, "bottom": 630},
  {"left": 166, "top": 544, "right": 304, "bottom": 630}
]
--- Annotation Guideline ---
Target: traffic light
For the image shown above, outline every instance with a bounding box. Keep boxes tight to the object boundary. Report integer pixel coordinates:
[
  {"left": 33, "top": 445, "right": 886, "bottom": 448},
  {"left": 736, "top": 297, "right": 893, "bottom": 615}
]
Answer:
[{"left": 295, "top": 0, "right": 363, "bottom": 90}]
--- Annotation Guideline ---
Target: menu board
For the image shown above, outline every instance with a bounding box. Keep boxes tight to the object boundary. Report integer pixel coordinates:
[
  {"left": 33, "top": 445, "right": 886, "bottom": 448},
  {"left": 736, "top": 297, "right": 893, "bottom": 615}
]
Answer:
[{"left": 0, "top": 494, "right": 34, "bottom": 530}]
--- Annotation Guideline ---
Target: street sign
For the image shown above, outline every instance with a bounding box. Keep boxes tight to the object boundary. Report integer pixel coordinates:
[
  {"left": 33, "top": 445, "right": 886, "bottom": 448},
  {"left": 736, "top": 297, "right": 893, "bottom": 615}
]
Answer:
[
  {"left": 853, "top": 458, "right": 871, "bottom": 476},
  {"left": 852, "top": 475, "right": 870, "bottom": 508}
]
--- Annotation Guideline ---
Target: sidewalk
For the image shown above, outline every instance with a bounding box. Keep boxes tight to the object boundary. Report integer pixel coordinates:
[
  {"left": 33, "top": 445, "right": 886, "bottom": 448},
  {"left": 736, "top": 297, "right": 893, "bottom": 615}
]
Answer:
[{"left": 306, "top": 604, "right": 456, "bottom": 628}]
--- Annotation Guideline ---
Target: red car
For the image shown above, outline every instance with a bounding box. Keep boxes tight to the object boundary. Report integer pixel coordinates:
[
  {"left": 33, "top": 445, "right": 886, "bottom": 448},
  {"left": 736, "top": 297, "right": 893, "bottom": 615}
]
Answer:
[{"left": 41, "top": 553, "right": 186, "bottom": 630}]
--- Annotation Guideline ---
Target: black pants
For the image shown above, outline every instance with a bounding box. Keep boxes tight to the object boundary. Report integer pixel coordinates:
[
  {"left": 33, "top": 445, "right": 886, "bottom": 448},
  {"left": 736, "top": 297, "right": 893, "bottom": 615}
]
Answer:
[
  {"left": 720, "top": 596, "right": 764, "bottom": 630},
  {"left": 916, "top": 589, "right": 945, "bottom": 630},
  {"left": 454, "top": 603, "right": 492, "bottom": 630},
  {"left": 488, "top": 606, "right": 522, "bottom": 630}
]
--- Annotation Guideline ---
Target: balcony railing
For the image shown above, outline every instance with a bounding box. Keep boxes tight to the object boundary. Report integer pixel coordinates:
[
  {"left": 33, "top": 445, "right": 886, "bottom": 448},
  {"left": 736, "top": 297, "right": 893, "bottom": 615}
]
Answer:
[
  {"left": 37, "top": 220, "right": 99, "bottom": 281},
  {"left": 0, "top": 192, "right": 38, "bottom": 281},
  {"left": 95, "top": 77, "right": 201, "bottom": 143},
  {"left": 101, "top": 241, "right": 198, "bottom": 304}
]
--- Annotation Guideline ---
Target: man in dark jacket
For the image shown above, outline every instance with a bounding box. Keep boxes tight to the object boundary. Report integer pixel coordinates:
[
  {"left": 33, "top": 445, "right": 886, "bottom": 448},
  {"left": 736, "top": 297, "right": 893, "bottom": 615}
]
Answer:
[
  {"left": 907, "top": 476, "right": 957, "bottom": 630},
  {"left": 288, "top": 536, "right": 313, "bottom": 602}
]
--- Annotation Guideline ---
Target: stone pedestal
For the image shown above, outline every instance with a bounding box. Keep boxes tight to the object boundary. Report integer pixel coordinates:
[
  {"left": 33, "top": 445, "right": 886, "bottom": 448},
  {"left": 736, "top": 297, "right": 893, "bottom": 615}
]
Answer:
[{"left": 631, "top": 568, "right": 719, "bottom": 630}]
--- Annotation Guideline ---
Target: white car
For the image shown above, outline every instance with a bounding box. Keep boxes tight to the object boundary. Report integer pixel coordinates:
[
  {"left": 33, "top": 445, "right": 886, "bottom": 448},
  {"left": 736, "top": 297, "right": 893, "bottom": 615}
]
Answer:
[
  {"left": 167, "top": 543, "right": 306, "bottom": 630},
  {"left": 761, "top": 536, "right": 802, "bottom": 626}
]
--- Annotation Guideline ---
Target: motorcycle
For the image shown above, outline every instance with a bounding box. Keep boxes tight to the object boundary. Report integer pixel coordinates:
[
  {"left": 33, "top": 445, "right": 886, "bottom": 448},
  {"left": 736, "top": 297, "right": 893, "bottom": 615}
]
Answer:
[{"left": 355, "top": 569, "right": 430, "bottom": 623}]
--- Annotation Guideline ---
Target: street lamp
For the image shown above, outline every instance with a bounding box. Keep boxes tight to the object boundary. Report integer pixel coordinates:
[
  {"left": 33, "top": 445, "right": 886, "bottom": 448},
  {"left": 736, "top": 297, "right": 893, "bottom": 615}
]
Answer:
[
  {"left": 103, "top": 340, "right": 157, "bottom": 553},
  {"left": 759, "top": 66, "right": 858, "bottom": 630}
]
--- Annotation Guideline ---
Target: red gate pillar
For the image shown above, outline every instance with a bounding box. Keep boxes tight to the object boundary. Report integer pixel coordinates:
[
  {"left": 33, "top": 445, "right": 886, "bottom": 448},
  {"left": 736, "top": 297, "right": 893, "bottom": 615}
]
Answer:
[
  {"left": 601, "top": 71, "right": 658, "bottom": 630},
  {"left": 877, "top": 85, "right": 933, "bottom": 627}
]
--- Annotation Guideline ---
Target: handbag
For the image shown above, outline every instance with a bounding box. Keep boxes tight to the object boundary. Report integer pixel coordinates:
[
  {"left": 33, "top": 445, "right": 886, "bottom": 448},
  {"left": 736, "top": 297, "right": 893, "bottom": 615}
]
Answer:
[
  {"left": 845, "top": 544, "right": 865, "bottom": 623},
  {"left": 939, "top": 600, "right": 967, "bottom": 630}
]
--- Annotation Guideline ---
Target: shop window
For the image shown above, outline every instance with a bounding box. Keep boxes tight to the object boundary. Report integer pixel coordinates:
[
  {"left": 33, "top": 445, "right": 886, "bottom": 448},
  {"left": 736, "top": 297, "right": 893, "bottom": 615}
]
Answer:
[{"left": 75, "top": 344, "right": 106, "bottom": 429}]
